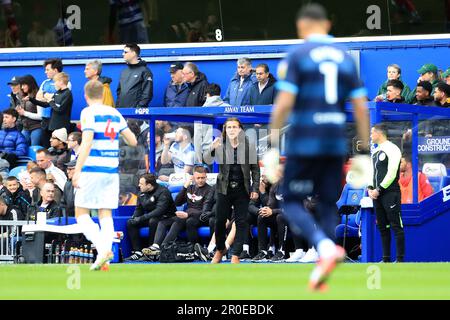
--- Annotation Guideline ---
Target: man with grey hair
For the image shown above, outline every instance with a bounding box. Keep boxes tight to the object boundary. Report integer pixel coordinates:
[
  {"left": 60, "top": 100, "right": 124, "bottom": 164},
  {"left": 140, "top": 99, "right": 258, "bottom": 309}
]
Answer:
[
  {"left": 183, "top": 62, "right": 209, "bottom": 106},
  {"left": 224, "top": 57, "right": 257, "bottom": 106},
  {"left": 84, "top": 60, "right": 115, "bottom": 107}
]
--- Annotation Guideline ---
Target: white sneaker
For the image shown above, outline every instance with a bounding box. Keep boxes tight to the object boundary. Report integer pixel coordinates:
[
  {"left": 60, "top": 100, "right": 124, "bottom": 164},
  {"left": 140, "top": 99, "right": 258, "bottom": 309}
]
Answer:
[
  {"left": 286, "top": 250, "right": 306, "bottom": 263},
  {"left": 299, "top": 248, "right": 319, "bottom": 263}
]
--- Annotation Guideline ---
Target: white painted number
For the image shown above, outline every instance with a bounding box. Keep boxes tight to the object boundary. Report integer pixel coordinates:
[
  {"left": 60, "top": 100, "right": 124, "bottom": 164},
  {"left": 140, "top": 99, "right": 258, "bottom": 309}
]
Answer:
[
  {"left": 215, "top": 29, "right": 223, "bottom": 41},
  {"left": 319, "top": 62, "right": 338, "bottom": 104}
]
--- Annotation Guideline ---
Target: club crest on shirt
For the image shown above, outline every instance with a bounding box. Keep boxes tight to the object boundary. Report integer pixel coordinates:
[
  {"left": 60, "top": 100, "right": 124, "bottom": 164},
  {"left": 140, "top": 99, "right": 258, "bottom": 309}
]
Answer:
[
  {"left": 379, "top": 153, "right": 386, "bottom": 161},
  {"left": 277, "top": 60, "right": 288, "bottom": 80},
  {"left": 187, "top": 193, "right": 203, "bottom": 203}
]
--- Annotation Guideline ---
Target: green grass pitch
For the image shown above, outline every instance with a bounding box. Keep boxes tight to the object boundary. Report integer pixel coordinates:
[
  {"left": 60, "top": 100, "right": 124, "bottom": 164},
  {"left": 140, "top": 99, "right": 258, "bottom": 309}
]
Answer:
[{"left": 1, "top": 263, "right": 449, "bottom": 300}]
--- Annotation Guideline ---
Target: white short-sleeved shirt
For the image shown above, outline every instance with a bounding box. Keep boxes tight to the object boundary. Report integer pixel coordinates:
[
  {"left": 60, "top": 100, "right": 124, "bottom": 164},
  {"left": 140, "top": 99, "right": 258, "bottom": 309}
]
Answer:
[{"left": 169, "top": 142, "right": 195, "bottom": 173}]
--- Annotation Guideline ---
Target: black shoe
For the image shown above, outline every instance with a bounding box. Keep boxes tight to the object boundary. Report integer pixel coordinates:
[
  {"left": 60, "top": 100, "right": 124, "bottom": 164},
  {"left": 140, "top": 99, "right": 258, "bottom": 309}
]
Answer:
[
  {"left": 194, "top": 243, "right": 210, "bottom": 262},
  {"left": 271, "top": 251, "right": 285, "bottom": 263},
  {"left": 124, "top": 251, "right": 143, "bottom": 262},
  {"left": 142, "top": 245, "right": 161, "bottom": 256},
  {"left": 267, "top": 250, "right": 274, "bottom": 259},
  {"left": 239, "top": 251, "right": 252, "bottom": 261},
  {"left": 252, "top": 251, "right": 269, "bottom": 262}
]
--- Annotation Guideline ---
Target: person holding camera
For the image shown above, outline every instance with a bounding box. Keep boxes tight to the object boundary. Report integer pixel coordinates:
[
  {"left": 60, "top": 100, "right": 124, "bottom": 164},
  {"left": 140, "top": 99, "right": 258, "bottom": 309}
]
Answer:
[{"left": 203, "top": 117, "right": 260, "bottom": 264}]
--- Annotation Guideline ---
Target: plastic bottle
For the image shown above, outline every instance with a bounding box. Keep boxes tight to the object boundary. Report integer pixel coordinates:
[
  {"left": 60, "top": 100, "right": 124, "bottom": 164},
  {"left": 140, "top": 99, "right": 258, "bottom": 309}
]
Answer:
[
  {"left": 68, "top": 247, "right": 74, "bottom": 264},
  {"left": 55, "top": 244, "right": 60, "bottom": 264},
  {"left": 88, "top": 249, "right": 94, "bottom": 264}
]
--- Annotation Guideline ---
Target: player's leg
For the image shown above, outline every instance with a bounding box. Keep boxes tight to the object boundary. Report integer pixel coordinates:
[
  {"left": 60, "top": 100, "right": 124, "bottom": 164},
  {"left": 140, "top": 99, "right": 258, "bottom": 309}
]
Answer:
[
  {"left": 382, "top": 192, "right": 405, "bottom": 262},
  {"left": 374, "top": 199, "right": 392, "bottom": 262},
  {"left": 75, "top": 207, "right": 102, "bottom": 255}
]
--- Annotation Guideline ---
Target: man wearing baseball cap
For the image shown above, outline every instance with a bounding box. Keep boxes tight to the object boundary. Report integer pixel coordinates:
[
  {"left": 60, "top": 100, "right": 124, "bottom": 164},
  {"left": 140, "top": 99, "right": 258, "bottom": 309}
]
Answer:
[
  {"left": 7, "top": 76, "right": 21, "bottom": 109},
  {"left": 406, "top": 63, "right": 440, "bottom": 104},
  {"left": 164, "top": 62, "right": 190, "bottom": 107}
]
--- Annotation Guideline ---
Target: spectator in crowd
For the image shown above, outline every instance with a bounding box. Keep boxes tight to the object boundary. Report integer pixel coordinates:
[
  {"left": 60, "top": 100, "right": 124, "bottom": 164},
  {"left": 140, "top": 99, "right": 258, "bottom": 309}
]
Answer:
[
  {"left": 7, "top": 76, "right": 22, "bottom": 109},
  {"left": 27, "top": 20, "right": 57, "bottom": 47},
  {"left": 125, "top": 173, "right": 176, "bottom": 261},
  {"left": 249, "top": 63, "right": 277, "bottom": 105},
  {"left": 116, "top": 43, "right": 153, "bottom": 108},
  {"left": 406, "top": 63, "right": 440, "bottom": 104},
  {"left": 155, "top": 129, "right": 174, "bottom": 181},
  {"left": 194, "top": 83, "right": 229, "bottom": 163},
  {"left": 34, "top": 182, "right": 62, "bottom": 219},
  {"left": 203, "top": 117, "right": 260, "bottom": 264},
  {"left": 161, "top": 126, "right": 195, "bottom": 175},
  {"left": 29, "top": 167, "right": 46, "bottom": 204},
  {"left": 164, "top": 62, "right": 190, "bottom": 107},
  {"left": 223, "top": 57, "right": 257, "bottom": 106},
  {"left": 16, "top": 75, "right": 43, "bottom": 146},
  {"left": 54, "top": 4, "right": 74, "bottom": 46},
  {"left": 142, "top": 167, "right": 214, "bottom": 258},
  {"left": 44, "top": 72, "right": 73, "bottom": 133},
  {"left": 3, "top": 176, "right": 32, "bottom": 218},
  {"left": 84, "top": 60, "right": 115, "bottom": 107},
  {"left": 443, "top": 68, "right": 450, "bottom": 85},
  {"left": 31, "top": 58, "right": 71, "bottom": 148},
  {"left": 35, "top": 148, "right": 67, "bottom": 192},
  {"left": 385, "top": 79, "right": 406, "bottom": 103},
  {"left": 414, "top": 81, "right": 436, "bottom": 106},
  {"left": 29, "top": 167, "right": 61, "bottom": 205},
  {"left": 61, "top": 159, "right": 76, "bottom": 217},
  {"left": 156, "top": 120, "right": 174, "bottom": 133},
  {"left": 374, "top": 64, "right": 410, "bottom": 101},
  {"left": 183, "top": 62, "right": 209, "bottom": 106},
  {"left": 108, "top": 0, "right": 149, "bottom": 44},
  {"left": 203, "top": 83, "right": 230, "bottom": 107},
  {"left": 48, "top": 128, "right": 71, "bottom": 172},
  {"left": 0, "top": 175, "right": 5, "bottom": 198},
  {"left": 19, "top": 161, "right": 37, "bottom": 194},
  {"left": 433, "top": 82, "right": 450, "bottom": 107},
  {"left": 0, "top": 109, "right": 28, "bottom": 168},
  {"left": 399, "top": 154, "right": 433, "bottom": 204},
  {"left": 0, "top": 196, "right": 23, "bottom": 241},
  {"left": 67, "top": 131, "right": 81, "bottom": 161}
]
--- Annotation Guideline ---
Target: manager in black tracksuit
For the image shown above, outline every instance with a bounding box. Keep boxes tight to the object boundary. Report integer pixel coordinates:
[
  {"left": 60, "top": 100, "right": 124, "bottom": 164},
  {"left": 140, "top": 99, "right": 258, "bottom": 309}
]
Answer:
[{"left": 368, "top": 123, "right": 405, "bottom": 262}]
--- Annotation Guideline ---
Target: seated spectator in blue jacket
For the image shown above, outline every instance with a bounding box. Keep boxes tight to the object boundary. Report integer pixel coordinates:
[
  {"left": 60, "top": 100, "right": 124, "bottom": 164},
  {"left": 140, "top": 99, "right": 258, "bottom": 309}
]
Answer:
[
  {"left": 434, "top": 82, "right": 450, "bottom": 107},
  {"left": 384, "top": 79, "right": 405, "bottom": 103},
  {"left": 374, "top": 64, "right": 410, "bottom": 101},
  {"left": 223, "top": 57, "right": 257, "bottom": 106},
  {"left": 414, "top": 81, "right": 436, "bottom": 106},
  {"left": 0, "top": 109, "right": 28, "bottom": 168},
  {"left": 164, "top": 62, "right": 190, "bottom": 107},
  {"left": 249, "top": 64, "right": 276, "bottom": 105}
]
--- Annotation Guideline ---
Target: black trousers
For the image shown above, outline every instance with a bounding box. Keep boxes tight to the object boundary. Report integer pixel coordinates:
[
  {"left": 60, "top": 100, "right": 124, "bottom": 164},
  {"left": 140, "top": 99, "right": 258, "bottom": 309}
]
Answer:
[
  {"left": 215, "top": 185, "right": 249, "bottom": 256},
  {"left": 256, "top": 214, "right": 283, "bottom": 251},
  {"left": 374, "top": 191, "right": 405, "bottom": 262},
  {"left": 155, "top": 215, "right": 210, "bottom": 245},
  {"left": 126, "top": 217, "right": 160, "bottom": 251}
]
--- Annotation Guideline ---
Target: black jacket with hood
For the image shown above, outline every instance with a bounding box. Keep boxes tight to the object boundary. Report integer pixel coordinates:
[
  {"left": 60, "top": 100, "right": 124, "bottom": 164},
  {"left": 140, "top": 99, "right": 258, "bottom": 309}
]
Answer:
[
  {"left": 117, "top": 59, "right": 153, "bottom": 108},
  {"left": 185, "top": 72, "right": 209, "bottom": 107}
]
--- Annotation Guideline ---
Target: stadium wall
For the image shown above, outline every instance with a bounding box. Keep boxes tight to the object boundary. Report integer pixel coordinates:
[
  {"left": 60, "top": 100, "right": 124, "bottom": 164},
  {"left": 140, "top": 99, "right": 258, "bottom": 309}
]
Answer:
[{"left": 0, "top": 34, "right": 449, "bottom": 120}]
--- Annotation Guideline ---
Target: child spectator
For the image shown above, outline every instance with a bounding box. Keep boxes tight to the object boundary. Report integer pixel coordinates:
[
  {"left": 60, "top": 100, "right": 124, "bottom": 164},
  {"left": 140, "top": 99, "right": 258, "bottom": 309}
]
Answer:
[{"left": 3, "top": 176, "right": 32, "bottom": 218}]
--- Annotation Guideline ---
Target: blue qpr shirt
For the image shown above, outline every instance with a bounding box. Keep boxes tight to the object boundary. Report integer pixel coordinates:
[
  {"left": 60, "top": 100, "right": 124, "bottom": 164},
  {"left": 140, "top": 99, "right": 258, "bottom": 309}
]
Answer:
[{"left": 276, "top": 35, "right": 367, "bottom": 156}]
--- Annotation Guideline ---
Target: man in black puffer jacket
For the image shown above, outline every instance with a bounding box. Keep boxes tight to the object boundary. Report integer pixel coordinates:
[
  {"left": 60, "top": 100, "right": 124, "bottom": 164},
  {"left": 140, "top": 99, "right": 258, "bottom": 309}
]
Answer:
[
  {"left": 116, "top": 43, "right": 153, "bottom": 108},
  {"left": 125, "top": 173, "right": 176, "bottom": 261}
]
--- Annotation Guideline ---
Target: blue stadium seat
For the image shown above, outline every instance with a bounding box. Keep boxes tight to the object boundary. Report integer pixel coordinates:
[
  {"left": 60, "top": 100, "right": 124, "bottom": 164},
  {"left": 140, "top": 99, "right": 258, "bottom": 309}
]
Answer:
[
  {"left": 428, "top": 176, "right": 443, "bottom": 193},
  {"left": 28, "top": 145, "right": 43, "bottom": 160},
  {"left": 8, "top": 165, "right": 27, "bottom": 179},
  {"left": 440, "top": 176, "right": 450, "bottom": 190},
  {"left": 335, "top": 184, "right": 365, "bottom": 242},
  {"left": 169, "top": 185, "right": 183, "bottom": 194},
  {"left": 251, "top": 226, "right": 271, "bottom": 237}
]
